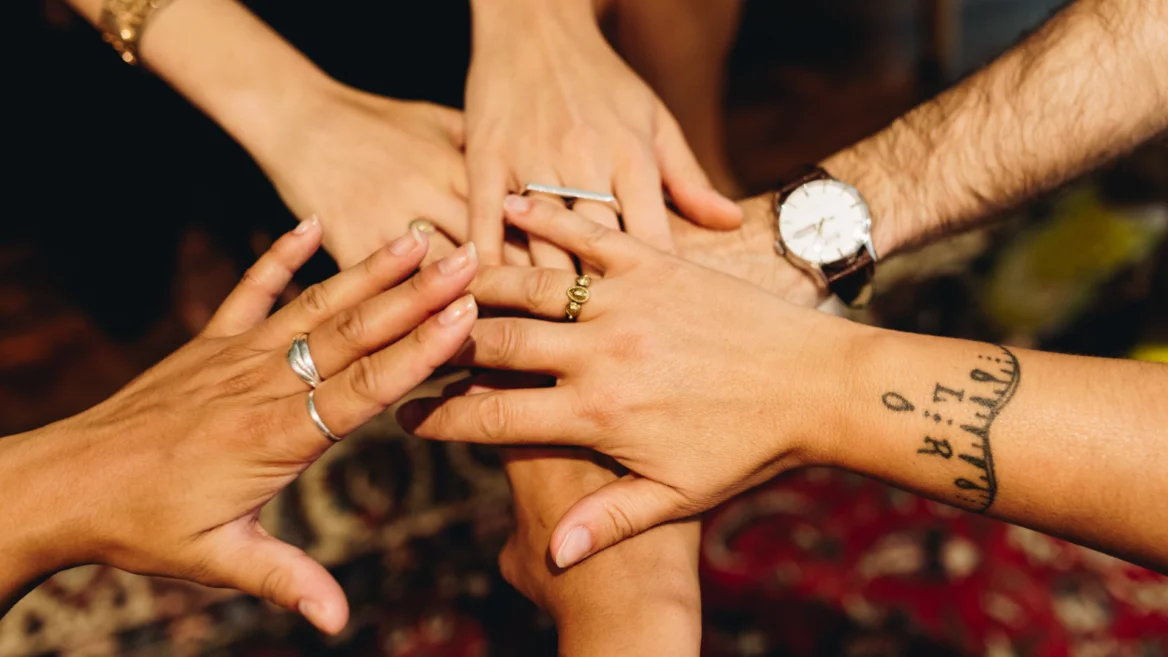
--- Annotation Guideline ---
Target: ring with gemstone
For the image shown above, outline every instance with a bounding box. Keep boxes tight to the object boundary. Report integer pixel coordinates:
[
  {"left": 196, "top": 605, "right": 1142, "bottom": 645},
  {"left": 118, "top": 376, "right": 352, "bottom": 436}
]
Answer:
[
  {"left": 523, "top": 183, "right": 621, "bottom": 215},
  {"left": 564, "top": 274, "right": 592, "bottom": 322}
]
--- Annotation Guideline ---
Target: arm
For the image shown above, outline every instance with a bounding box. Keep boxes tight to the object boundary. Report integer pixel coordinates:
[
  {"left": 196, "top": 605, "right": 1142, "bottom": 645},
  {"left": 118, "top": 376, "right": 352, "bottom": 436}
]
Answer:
[
  {"left": 398, "top": 197, "right": 1168, "bottom": 574},
  {"left": 824, "top": 0, "right": 1168, "bottom": 256},
  {"left": 828, "top": 327, "right": 1168, "bottom": 571},
  {"left": 64, "top": 0, "right": 472, "bottom": 268}
]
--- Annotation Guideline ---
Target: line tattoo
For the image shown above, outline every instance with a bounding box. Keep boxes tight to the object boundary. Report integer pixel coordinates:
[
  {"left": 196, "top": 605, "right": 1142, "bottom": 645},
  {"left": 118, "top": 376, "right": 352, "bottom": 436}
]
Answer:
[{"left": 880, "top": 345, "right": 1021, "bottom": 512}]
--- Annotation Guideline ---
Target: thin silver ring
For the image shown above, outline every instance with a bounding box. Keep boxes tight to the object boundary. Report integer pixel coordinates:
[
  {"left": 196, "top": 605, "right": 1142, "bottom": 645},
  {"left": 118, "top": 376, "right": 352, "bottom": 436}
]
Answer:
[
  {"left": 307, "top": 390, "right": 341, "bottom": 442},
  {"left": 287, "top": 333, "right": 322, "bottom": 389},
  {"left": 523, "top": 183, "right": 621, "bottom": 215}
]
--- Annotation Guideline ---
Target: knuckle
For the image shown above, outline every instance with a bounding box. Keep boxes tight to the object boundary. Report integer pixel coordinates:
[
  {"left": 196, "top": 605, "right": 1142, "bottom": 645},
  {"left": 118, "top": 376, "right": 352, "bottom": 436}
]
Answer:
[
  {"left": 601, "top": 499, "right": 639, "bottom": 541},
  {"left": 482, "top": 319, "right": 524, "bottom": 364},
  {"left": 258, "top": 564, "right": 296, "bottom": 607},
  {"left": 526, "top": 269, "right": 563, "bottom": 311},
  {"left": 350, "top": 356, "right": 385, "bottom": 404},
  {"left": 334, "top": 309, "right": 368, "bottom": 351},
  {"left": 580, "top": 220, "right": 611, "bottom": 251},
  {"left": 297, "top": 283, "right": 331, "bottom": 318},
  {"left": 476, "top": 394, "right": 512, "bottom": 441}
]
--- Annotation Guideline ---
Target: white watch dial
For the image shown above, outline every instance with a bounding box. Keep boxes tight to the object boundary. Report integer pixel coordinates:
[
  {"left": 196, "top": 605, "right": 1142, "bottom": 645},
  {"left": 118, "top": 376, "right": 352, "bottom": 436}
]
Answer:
[{"left": 779, "top": 179, "right": 871, "bottom": 266}]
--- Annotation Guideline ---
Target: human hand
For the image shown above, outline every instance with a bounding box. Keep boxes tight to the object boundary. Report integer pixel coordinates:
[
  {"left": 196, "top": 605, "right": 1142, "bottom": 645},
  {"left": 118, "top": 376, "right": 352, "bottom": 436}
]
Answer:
[
  {"left": 257, "top": 83, "right": 472, "bottom": 268},
  {"left": 465, "top": 2, "right": 741, "bottom": 269},
  {"left": 500, "top": 447, "right": 702, "bottom": 656},
  {"left": 9, "top": 220, "right": 479, "bottom": 632},
  {"left": 400, "top": 196, "right": 858, "bottom": 568},
  {"left": 672, "top": 195, "right": 824, "bottom": 307}
]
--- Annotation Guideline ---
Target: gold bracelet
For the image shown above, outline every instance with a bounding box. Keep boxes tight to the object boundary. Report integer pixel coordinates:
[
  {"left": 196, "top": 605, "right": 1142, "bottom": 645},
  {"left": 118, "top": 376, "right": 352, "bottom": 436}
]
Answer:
[{"left": 100, "top": 0, "right": 175, "bottom": 65}]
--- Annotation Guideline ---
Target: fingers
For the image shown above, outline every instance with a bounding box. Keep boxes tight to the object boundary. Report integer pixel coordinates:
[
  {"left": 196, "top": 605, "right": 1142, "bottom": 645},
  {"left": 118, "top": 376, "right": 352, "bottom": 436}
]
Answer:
[
  {"left": 308, "top": 294, "right": 478, "bottom": 441},
  {"left": 503, "top": 196, "right": 645, "bottom": 275},
  {"left": 205, "top": 218, "right": 323, "bottom": 338},
  {"left": 654, "top": 108, "right": 742, "bottom": 230},
  {"left": 307, "top": 243, "right": 479, "bottom": 378},
  {"left": 257, "top": 229, "right": 429, "bottom": 348},
  {"left": 468, "top": 155, "right": 511, "bottom": 265},
  {"left": 522, "top": 174, "right": 578, "bottom": 271},
  {"left": 612, "top": 156, "right": 675, "bottom": 254},
  {"left": 397, "top": 386, "right": 581, "bottom": 445},
  {"left": 469, "top": 266, "right": 596, "bottom": 321},
  {"left": 201, "top": 522, "right": 349, "bottom": 635},
  {"left": 449, "top": 318, "right": 579, "bottom": 373},
  {"left": 549, "top": 476, "right": 688, "bottom": 568}
]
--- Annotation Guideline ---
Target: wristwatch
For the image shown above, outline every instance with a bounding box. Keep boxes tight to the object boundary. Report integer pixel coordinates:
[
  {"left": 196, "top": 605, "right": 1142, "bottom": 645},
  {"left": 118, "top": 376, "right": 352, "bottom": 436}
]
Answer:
[{"left": 772, "top": 164, "right": 878, "bottom": 307}]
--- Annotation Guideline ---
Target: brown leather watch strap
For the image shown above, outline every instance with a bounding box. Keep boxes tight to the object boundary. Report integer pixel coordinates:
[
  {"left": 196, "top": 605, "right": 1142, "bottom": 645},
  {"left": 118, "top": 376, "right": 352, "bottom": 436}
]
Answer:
[
  {"left": 822, "top": 250, "right": 875, "bottom": 307},
  {"left": 773, "top": 164, "right": 832, "bottom": 201}
]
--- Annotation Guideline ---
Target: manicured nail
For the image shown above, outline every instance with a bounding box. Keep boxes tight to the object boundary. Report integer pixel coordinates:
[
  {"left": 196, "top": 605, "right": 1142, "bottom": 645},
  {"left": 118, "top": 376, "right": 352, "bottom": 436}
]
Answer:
[
  {"left": 504, "top": 195, "right": 532, "bottom": 214},
  {"left": 438, "top": 295, "right": 477, "bottom": 326},
  {"left": 389, "top": 229, "right": 423, "bottom": 256},
  {"left": 554, "top": 526, "right": 593, "bottom": 568},
  {"left": 298, "top": 599, "right": 327, "bottom": 630},
  {"left": 295, "top": 215, "right": 320, "bottom": 234},
  {"left": 437, "top": 242, "right": 477, "bottom": 275}
]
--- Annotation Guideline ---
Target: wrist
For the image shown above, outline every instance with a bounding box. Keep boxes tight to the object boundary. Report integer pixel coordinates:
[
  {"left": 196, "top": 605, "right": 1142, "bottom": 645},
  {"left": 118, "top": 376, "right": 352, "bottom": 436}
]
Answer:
[
  {"left": 821, "top": 142, "right": 917, "bottom": 258},
  {"left": 0, "top": 425, "right": 88, "bottom": 601},
  {"left": 470, "top": 0, "right": 601, "bottom": 43},
  {"left": 555, "top": 594, "right": 701, "bottom": 657}
]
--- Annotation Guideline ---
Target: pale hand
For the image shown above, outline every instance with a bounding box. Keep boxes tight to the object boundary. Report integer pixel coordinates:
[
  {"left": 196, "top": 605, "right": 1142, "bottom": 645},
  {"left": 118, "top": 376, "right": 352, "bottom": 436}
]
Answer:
[
  {"left": 465, "top": 6, "right": 740, "bottom": 270},
  {"left": 400, "top": 196, "right": 854, "bottom": 568}
]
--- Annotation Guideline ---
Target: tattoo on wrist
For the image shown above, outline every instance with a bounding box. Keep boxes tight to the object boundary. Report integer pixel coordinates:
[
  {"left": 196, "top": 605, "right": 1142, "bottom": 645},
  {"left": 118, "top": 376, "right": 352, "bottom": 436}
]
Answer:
[{"left": 880, "top": 345, "right": 1021, "bottom": 512}]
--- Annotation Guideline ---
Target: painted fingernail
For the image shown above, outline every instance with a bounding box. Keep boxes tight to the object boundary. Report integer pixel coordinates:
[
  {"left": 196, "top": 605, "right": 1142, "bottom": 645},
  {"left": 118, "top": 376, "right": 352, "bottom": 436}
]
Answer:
[
  {"left": 438, "top": 294, "right": 477, "bottom": 326},
  {"left": 554, "top": 526, "right": 593, "bottom": 568},
  {"left": 437, "top": 242, "right": 477, "bottom": 275},
  {"left": 295, "top": 215, "right": 320, "bottom": 234},
  {"left": 504, "top": 195, "right": 532, "bottom": 213},
  {"left": 389, "top": 230, "right": 422, "bottom": 256},
  {"left": 298, "top": 599, "right": 327, "bottom": 630}
]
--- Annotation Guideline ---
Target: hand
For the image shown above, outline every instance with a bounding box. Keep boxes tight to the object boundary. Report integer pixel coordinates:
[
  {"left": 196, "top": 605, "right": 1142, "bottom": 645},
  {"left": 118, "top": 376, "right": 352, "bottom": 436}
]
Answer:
[
  {"left": 500, "top": 448, "right": 702, "bottom": 656},
  {"left": 400, "top": 196, "right": 856, "bottom": 568},
  {"left": 6, "top": 220, "right": 480, "bottom": 632},
  {"left": 672, "top": 195, "right": 824, "bottom": 307},
  {"left": 465, "top": 3, "right": 741, "bottom": 269},
  {"left": 258, "top": 83, "right": 471, "bottom": 269}
]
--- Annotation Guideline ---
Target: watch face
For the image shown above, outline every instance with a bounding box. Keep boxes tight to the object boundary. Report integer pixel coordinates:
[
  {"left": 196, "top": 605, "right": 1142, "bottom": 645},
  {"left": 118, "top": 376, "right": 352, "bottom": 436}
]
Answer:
[{"left": 779, "top": 179, "right": 871, "bottom": 265}]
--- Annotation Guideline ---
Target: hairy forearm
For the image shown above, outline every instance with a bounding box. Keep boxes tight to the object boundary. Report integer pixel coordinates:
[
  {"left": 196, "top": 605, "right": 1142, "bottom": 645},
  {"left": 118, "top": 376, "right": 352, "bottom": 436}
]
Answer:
[
  {"left": 826, "top": 0, "right": 1168, "bottom": 256},
  {"left": 824, "top": 325, "right": 1168, "bottom": 571},
  {"left": 65, "top": 0, "right": 335, "bottom": 166}
]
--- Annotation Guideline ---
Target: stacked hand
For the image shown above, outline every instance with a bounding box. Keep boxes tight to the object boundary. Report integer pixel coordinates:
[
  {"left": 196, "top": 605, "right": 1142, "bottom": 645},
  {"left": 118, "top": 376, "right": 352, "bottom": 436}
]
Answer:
[
  {"left": 8, "top": 220, "right": 480, "bottom": 632},
  {"left": 400, "top": 196, "right": 853, "bottom": 568},
  {"left": 465, "top": 2, "right": 741, "bottom": 270}
]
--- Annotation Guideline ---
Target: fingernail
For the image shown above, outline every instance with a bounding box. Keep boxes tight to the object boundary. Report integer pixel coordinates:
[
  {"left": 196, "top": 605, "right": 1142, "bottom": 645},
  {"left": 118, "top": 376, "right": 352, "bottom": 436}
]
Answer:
[
  {"left": 504, "top": 195, "right": 532, "bottom": 214},
  {"left": 554, "top": 526, "right": 593, "bottom": 568},
  {"left": 298, "top": 599, "right": 327, "bottom": 630},
  {"left": 438, "top": 295, "right": 477, "bottom": 326},
  {"left": 295, "top": 215, "right": 320, "bottom": 234},
  {"left": 437, "top": 242, "right": 477, "bottom": 275},
  {"left": 389, "top": 230, "right": 422, "bottom": 256}
]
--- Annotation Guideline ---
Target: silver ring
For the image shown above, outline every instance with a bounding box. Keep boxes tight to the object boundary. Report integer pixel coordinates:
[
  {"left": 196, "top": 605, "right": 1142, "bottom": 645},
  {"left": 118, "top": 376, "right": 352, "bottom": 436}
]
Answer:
[
  {"left": 287, "top": 333, "right": 322, "bottom": 389},
  {"left": 307, "top": 390, "right": 341, "bottom": 442},
  {"left": 523, "top": 183, "right": 621, "bottom": 215}
]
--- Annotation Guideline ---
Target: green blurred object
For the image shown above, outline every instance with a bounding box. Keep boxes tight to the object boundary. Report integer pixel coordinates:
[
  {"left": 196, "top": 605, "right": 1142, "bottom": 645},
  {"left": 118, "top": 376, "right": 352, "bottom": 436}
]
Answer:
[{"left": 983, "top": 187, "right": 1168, "bottom": 337}]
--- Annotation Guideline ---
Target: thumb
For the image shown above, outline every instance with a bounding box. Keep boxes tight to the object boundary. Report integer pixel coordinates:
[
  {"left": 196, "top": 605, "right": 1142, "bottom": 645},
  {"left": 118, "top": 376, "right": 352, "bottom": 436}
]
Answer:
[
  {"left": 202, "top": 523, "right": 349, "bottom": 635},
  {"left": 655, "top": 107, "right": 742, "bottom": 230},
  {"left": 549, "top": 476, "right": 687, "bottom": 569}
]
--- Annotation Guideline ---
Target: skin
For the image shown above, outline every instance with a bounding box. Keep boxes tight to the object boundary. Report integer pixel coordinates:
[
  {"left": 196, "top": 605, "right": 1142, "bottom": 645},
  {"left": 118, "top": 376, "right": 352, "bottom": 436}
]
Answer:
[
  {"left": 400, "top": 196, "right": 1168, "bottom": 574},
  {"left": 0, "top": 221, "right": 481, "bottom": 633},
  {"left": 466, "top": 0, "right": 742, "bottom": 271}
]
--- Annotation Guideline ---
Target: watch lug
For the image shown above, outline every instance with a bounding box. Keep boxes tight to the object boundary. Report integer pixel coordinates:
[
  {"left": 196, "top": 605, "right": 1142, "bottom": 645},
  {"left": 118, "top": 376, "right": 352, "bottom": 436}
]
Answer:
[{"left": 863, "top": 235, "right": 879, "bottom": 262}]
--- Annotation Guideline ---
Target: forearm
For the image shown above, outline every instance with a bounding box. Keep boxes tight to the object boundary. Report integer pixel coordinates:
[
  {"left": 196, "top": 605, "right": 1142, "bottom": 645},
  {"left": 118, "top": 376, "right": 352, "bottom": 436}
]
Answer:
[
  {"left": 825, "top": 0, "right": 1168, "bottom": 256},
  {"left": 65, "top": 0, "right": 335, "bottom": 166},
  {"left": 824, "top": 324, "right": 1168, "bottom": 571}
]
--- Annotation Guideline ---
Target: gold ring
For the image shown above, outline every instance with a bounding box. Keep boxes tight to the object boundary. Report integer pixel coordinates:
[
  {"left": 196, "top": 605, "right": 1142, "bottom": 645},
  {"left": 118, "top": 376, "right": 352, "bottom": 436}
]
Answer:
[
  {"left": 565, "top": 274, "right": 592, "bottom": 322},
  {"left": 408, "top": 218, "right": 436, "bottom": 234}
]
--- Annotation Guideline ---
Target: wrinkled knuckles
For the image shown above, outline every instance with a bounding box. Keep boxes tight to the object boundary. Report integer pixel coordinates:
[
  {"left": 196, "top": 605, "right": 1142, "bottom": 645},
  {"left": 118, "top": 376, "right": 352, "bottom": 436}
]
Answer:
[
  {"left": 526, "top": 269, "right": 565, "bottom": 313},
  {"left": 297, "top": 283, "right": 333, "bottom": 319}
]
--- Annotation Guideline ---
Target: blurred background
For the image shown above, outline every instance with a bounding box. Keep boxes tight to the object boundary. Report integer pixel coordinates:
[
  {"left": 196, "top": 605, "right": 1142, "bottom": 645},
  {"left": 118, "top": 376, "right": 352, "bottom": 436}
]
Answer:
[{"left": 2, "top": 0, "right": 1166, "bottom": 655}]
